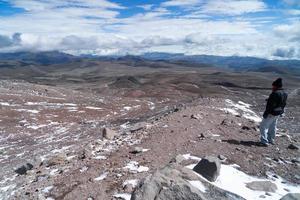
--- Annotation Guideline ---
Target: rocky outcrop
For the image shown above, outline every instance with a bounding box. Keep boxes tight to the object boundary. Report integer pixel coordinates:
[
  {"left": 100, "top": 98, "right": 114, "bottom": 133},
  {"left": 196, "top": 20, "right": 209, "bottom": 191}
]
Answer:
[
  {"left": 131, "top": 163, "right": 245, "bottom": 200},
  {"left": 131, "top": 163, "right": 205, "bottom": 200},
  {"left": 193, "top": 156, "right": 221, "bottom": 182}
]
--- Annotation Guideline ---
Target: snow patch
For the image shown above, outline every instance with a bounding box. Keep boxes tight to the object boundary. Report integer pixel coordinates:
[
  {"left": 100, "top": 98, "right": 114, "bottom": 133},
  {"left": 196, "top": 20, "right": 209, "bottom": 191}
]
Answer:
[
  {"left": 123, "top": 106, "right": 132, "bottom": 111},
  {"left": 187, "top": 164, "right": 300, "bottom": 200},
  {"left": 94, "top": 172, "right": 108, "bottom": 181},
  {"left": 15, "top": 109, "right": 40, "bottom": 114},
  {"left": 42, "top": 186, "right": 53, "bottom": 193},
  {"left": 93, "top": 155, "right": 107, "bottom": 160},
  {"left": 123, "top": 161, "right": 149, "bottom": 173},
  {"left": 182, "top": 154, "right": 202, "bottom": 161},
  {"left": 189, "top": 180, "right": 207, "bottom": 193},
  {"left": 123, "top": 179, "right": 139, "bottom": 188},
  {"left": 222, "top": 99, "right": 262, "bottom": 123},
  {"left": 86, "top": 106, "right": 103, "bottom": 110},
  {"left": 113, "top": 193, "right": 131, "bottom": 200}
]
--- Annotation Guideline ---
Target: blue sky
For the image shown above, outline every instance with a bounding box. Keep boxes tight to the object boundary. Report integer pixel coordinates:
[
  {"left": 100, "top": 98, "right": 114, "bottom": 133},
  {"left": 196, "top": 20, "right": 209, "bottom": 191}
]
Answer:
[{"left": 0, "top": 0, "right": 299, "bottom": 59}]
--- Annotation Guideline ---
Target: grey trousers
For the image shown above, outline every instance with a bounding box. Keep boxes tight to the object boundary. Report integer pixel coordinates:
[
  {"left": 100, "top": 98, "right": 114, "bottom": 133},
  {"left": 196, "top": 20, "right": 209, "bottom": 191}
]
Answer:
[{"left": 260, "top": 114, "right": 279, "bottom": 144}]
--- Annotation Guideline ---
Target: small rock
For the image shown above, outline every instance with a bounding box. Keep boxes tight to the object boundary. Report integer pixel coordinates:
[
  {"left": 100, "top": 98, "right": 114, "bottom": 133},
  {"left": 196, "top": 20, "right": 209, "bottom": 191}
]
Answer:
[
  {"left": 197, "top": 133, "right": 205, "bottom": 140},
  {"left": 173, "top": 108, "right": 179, "bottom": 112},
  {"left": 280, "top": 193, "right": 300, "bottom": 200},
  {"left": 193, "top": 156, "right": 221, "bottom": 182},
  {"left": 130, "top": 147, "right": 144, "bottom": 154},
  {"left": 291, "top": 158, "right": 300, "bottom": 164},
  {"left": 220, "top": 119, "right": 233, "bottom": 126},
  {"left": 78, "top": 150, "right": 86, "bottom": 160},
  {"left": 288, "top": 144, "right": 299, "bottom": 150},
  {"left": 123, "top": 184, "right": 134, "bottom": 193},
  {"left": 265, "top": 192, "right": 272, "bottom": 196},
  {"left": 130, "top": 122, "right": 149, "bottom": 133},
  {"left": 246, "top": 181, "right": 277, "bottom": 193},
  {"left": 242, "top": 126, "right": 251, "bottom": 130},
  {"left": 15, "top": 163, "right": 34, "bottom": 175},
  {"left": 259, "top": 195, "right": 266, "bottom": 198},
  {"left": 191, "top": 114, "right": 201, "bottom": 120},
  {"left": 102, "top": 128, "right": 117, "bottom": 140},
  {"left": 218, "top": 155, "right": 226, "bottom": 161},
  {"left": 170, "top": 154, "right": 186, "bottom": 164},
  {"left": 45, "top": 155, "right": 67, "bottom": 167}
]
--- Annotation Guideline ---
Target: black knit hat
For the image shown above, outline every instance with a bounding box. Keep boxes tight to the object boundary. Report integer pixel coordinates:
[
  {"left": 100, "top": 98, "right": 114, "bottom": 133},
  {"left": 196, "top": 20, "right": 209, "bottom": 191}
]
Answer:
[{"left": 272, "top": 78, "right": 282, "bottom": 88}]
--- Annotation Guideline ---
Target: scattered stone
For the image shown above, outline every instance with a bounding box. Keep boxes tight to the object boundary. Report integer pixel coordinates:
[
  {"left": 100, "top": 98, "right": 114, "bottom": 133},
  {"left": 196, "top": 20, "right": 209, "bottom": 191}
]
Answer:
[
  {"left": 291, "top": 157, "right": 300, "bottom": 164},
  {"left": 78, "top": 150, "right": 86, "bottom": 160},
  {"left": 123, "top": 184, "right": 135, "bottom": 193},
  {"left": 130, "top": 122, "right": 149, "bottom": 133},
  {"left": 130, "top": 147, "right": 144, "bottom": 154},
  {"left": 265, "top": 192, "right": 272, "bottom": 196},
  {"left": 102, "top": 128, "right": 117, "bottom": 140},
  {"left": 241, "top": 126, "right": 251, "bottom": 131},
  {"left": 197, "top": 133, "right": 205, "bottom": 140},
  {"left": 280, "top": 193, "right": 300, "bottom": 200},
  {"left": 220, "top": 119, "right": 233, "bottom": 126},
  {"left": 259, "top": 195, "right": 266, "bottom": 198},
  {"left": 44, "top": 155, "right": 67, "bottom": 167},
  {"left": 191, "top": 114, "right": 201, "bottom": 120},
  {"left": 193, "top": 156, "right": 221, "bottom": 182},
  {"left": 288, "top": 144, "right": 299, "bottom": 150},
  {"left": 173, "top": 107, "right": 179, "bottom": 112},
  {"left": 246, "top": 181, "right": 277, "bottom": 193},
  {"left": 15, "top": 163, "right": 34, "bottom": 175},
  {"left": 170, "top": 154, "right": 186, "bottom": 164}
]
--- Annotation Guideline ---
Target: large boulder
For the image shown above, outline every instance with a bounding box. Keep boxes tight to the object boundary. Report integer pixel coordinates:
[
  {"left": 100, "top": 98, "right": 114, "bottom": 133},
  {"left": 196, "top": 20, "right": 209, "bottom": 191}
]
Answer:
[
  {"left": 246, "top": 181, "right": 277, "bottom": 193},
  {"left": 131, "top": 163, "right": 245, "bottom": 200},
  {"left": 280, "top": 193, "right": 300, "bottom": 200},
  {"left": 193, "top": 156, "right": 221, "bottom": 182},
  {"left": 102, "top": 128, "right": 117, "bottom": 140}
]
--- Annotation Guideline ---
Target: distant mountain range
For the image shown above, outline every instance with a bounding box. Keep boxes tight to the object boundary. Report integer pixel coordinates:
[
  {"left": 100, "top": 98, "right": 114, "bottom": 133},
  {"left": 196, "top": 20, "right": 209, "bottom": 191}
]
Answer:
[
  {"left": 0, "top": 51, "right": 79, "bottom": 65},
  {"left": 0, "top": 51, "right": 299, "bottom": 75}
]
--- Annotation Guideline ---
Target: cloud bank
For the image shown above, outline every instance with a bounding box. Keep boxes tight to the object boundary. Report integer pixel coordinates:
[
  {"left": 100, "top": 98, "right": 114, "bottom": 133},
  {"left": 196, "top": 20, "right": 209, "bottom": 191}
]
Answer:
[{"left": 0, "top": 0, "right": 299, "bottom": 59}]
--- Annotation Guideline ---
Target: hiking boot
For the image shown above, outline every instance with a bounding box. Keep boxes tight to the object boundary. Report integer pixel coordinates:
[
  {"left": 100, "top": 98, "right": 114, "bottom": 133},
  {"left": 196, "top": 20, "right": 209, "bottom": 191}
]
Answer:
[
  {"left": 269, "top": 141, "right": 275, "bottom": 145},
  {"left": 259, "top": 142, "right": 269, "bottom": 147}
]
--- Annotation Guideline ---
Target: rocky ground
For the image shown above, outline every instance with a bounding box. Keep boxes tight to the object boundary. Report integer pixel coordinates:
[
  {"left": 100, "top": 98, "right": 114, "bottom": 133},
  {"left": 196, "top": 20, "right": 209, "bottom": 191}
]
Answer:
[
  {"left": 0, "top": 79, "right": 299, "bottom": 199},
  {"left": 0, "top": 61, "right": 299, "bottom": 200}
]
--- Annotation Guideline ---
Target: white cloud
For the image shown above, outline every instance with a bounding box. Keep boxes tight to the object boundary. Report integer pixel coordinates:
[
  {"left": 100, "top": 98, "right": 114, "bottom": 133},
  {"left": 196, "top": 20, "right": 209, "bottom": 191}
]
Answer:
[
  {"left": 201, "top": 0, "right": 267, "bottom": 15},
  {"left": 282, "top": 0, "right": 300, "bottom": 6},
  {"left": 286, "top": 9, "right": 300, "bottom": 15},
  {"left": 161, "top": 0, "right": 201, "bottom": 7},
  {"left": 8, "top": 0, "right": 125, "bottom": 11},
  {"left": 274, "top": 21, "right": 300, "bottom": 42},
  {"left": 137, "top": 4, "right": 154, "bottom": 11}
]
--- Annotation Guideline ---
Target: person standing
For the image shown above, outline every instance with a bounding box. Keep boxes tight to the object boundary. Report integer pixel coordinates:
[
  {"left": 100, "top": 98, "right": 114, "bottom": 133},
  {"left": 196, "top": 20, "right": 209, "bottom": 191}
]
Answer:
[{"left": 260, "top": 78, "right": 288, "bottom": 146}]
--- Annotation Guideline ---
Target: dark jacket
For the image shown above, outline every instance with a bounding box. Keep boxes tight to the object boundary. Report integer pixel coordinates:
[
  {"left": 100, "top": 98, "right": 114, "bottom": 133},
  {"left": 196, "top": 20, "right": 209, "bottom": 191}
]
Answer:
[{"left": 264, "top": 88, "right": 288, "bottom": 117}]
